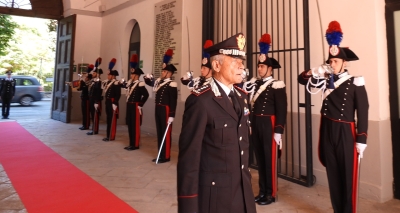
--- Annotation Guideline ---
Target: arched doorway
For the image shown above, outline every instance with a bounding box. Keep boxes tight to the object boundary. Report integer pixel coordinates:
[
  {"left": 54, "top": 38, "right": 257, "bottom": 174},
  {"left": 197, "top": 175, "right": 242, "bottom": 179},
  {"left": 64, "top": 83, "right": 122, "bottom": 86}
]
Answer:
[{"left": 128, "top": 22, "right": 141, "bottom": 79}]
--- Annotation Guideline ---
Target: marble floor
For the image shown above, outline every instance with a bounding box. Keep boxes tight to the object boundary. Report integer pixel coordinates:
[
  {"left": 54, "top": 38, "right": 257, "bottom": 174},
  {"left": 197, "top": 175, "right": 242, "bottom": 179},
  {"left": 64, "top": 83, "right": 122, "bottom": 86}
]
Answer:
[{"left": 1, "top": 117, "right": 400, "bottom": 213}]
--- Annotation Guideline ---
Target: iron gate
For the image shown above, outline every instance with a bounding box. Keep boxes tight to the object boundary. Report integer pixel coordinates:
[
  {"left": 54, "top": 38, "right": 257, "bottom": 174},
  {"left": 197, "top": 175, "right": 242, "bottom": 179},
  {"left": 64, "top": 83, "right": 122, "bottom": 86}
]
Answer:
[{"left": 202, "top": 0, "right": 314, "bottom": 187}]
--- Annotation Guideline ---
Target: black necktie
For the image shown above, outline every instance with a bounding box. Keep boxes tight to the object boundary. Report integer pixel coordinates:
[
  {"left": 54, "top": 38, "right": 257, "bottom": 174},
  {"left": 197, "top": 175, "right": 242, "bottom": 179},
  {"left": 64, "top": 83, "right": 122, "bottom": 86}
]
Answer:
[{"left": 229, "top": 90, "right": 241, "bottom": 118}]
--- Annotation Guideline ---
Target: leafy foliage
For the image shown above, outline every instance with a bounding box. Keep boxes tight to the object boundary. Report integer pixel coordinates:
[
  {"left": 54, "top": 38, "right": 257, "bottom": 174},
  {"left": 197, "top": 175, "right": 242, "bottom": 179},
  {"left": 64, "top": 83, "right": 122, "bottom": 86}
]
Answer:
[{"left": 0, "top": 14, "right": 18, "bottom": 56}]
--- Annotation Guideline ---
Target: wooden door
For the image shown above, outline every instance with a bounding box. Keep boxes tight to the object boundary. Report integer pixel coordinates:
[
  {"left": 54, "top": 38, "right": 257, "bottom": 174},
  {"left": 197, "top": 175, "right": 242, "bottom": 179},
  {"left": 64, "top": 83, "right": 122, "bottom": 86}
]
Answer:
[{"left": 51, "top": 15, "right": 76, "bottom": 123}]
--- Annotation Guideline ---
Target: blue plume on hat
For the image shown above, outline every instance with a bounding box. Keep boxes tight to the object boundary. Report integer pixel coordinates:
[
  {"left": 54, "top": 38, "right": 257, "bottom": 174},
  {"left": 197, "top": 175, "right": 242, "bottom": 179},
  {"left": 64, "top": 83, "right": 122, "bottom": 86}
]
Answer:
[
  {"left": 108, "top": 58, "right": 116, "bottom": 70},
  {"left": 258, "top": 33, "right": 271, "bottom": 54},
  {"left": 163, "top": 49, "right": 173, "bottom": 64},
  {"left": 95, "top": 57, "right": 102, "bottom": 67},
  {"left": 202, "top": 40, "right": 213, "bottom": 59},
  {"left": 325, "top": 21, "right": 343, "bottom": 46},
  {"left": 130, "top": 54, "right": 138, "bottom": 68}
]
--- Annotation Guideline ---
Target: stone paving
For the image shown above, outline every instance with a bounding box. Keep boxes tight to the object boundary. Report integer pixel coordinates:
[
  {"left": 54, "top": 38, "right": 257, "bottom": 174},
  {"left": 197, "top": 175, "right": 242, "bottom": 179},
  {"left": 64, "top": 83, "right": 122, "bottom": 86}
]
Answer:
[{"left": 1, "top": 118, "right": 400, "bottom": 212}]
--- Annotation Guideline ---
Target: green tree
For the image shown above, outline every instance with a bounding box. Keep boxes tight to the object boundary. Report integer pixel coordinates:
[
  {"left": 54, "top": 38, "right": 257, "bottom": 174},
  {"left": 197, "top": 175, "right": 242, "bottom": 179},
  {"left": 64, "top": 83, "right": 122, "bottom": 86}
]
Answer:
[{"left": 0, "top": 14, "right": 18, "bottom": 56}]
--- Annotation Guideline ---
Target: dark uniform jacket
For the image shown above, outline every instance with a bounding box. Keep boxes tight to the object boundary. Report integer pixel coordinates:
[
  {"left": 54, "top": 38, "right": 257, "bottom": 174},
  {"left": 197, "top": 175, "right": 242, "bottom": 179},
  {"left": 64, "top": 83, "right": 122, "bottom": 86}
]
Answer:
[
  {"left": 123, "top": 80, "right": 149, "bottom": 106},
  {"left": 89, "top": 78, "right": 103, "bottom": 103},
  {"left": 0, "top": 78, "right": 16, "bottom": 98},
  {"left": 144, "top": 78, "right": 178, "bottom": 117},
  {"left": 177, "top": 80, "right": 256, "bottom": 213},
  {"left": 77, "top": 80, "right": 89, "bottom": 99},
  {"left": 251, "top": 78, "right": 287, "bottom": 134},
  {"left": 104, "top": 79, "right": 121, "bottom": 105},
  {"left": 298, "top": 70, "right": 369, "bottom": 143}
]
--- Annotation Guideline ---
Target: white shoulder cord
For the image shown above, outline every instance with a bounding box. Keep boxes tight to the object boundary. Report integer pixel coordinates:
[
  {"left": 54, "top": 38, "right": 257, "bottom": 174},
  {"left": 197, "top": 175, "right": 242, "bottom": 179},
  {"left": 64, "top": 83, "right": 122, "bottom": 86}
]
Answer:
[{"left": 153, "top": 78, "right": 161, "bottom": 92}]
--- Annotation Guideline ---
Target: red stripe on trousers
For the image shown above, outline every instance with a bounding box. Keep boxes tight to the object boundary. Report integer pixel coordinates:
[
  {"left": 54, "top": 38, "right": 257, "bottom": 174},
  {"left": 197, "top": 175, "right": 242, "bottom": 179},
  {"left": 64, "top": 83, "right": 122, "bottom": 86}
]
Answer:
[
  {"left": 165, "top": 105, "right": 171, "bottom": 159},
  {"left": 350, "top": 122, "right": 358, "bottom": 213},
  {"left": 135, "top": 103, "right": 141, "bottom": 147},
  {"left": 270, "top": 115, "right": 277, "bottom": 197}
]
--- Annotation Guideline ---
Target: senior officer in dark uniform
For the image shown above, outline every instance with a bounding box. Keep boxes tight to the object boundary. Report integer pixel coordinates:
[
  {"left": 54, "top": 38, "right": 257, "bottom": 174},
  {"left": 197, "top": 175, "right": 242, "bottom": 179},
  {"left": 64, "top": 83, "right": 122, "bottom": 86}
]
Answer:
[
  {"left": 181, "top": 40, "right": 214, "bottom": 90},
  {"left": 243, "top": 33, "right": 287, "bottom": 205},
  {"left": 0, "top": 70, "right": 16, "bottom": 119},
  {"left": 102, "top": 62, "right": 121, "bottom": 142},
  {"left": 122, "top": 54, "right": 149, "bottom": 150},
  {"left": 144, "top": 49, "right": 178, "bottom": 163},
  {"left": 87, "top": 58, "right": 103, "bottom": 135},
  {"left": 298, "top": 21, "right": 368, "bottom": 213},
  {"left": 177, "top": 33, "right": 256, "bottom": 213}
]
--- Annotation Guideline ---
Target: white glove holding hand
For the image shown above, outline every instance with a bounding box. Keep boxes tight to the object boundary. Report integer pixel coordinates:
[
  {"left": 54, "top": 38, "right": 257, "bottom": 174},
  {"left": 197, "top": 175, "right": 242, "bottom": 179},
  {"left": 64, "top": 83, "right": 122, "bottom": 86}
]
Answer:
[
  {"left": 145, "top": 74, "right": 153, "bottom": 79},
  {"left": 112, "top": 104, "right": 117, "bottom": 111},
  {"left": 273, "top": 133, "right": 282, "bottom": 146},
  {"left": 310, "top": 65, "right": 330, "bottom": 77},
  {"left": 138, "top": 106, "right": 142, "bottom": 115},
  {"left": 356, "top": 143, "right": 367, "bottom": 158},
  {"left": 187, "top": 71, "right": 193, "bottom": 79},
  {"left": 168, "top": 117, "right": 174, "bottom": 124},
  {"left": 94, "top": 103, "right": 99, "bottom": 110},
  {"left": 120, "top": 78, "right": 125, "bottom": 83}
]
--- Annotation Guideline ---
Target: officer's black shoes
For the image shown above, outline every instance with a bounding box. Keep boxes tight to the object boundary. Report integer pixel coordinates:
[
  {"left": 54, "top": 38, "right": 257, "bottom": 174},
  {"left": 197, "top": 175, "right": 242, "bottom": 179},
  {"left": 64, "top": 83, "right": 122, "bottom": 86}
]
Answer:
[
  {"left": 102, "top": 137, "right": 110, "bottom": 142},
  {"left": 154, "top": 158, "right": 170, "bottom": 163},
  {"left": 1, "top": 116, "right": 8, "bottom": 119},
  {"left": 125, "top": 146, "right": 138, "bottom": 151},
  {"left": 254, "top": 194, "right": 266, "bottom": 202},
  {"left": 79, "top": 126, "right": 88, "bottom": 130},
  {"left": 87, "top": 131, "right": 93, "bottom": 135},
  {"left": 256, "top": 195, "right": 275, "bottom": 205}
]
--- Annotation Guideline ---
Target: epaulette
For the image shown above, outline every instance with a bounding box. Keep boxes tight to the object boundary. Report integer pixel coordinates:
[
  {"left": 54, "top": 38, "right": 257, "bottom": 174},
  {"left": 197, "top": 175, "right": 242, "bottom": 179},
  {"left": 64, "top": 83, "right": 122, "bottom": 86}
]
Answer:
[
  {"left": 234, "top": 85, "right": 248, "bottom": 95},
  {"left": 272, "top": 80, "right": 285, "bottom": 89},
  {"left": 353, "top": 76, "right": 365, "bottom": 86},
  {"left": 191, "top": 84, "right": 211, "bottom": 96},
  {"left": 169, "top": 82, "right": 177, "bottom": 87},
  {"left": 139, "top": 82, "right": 145, "bottom": 86}
]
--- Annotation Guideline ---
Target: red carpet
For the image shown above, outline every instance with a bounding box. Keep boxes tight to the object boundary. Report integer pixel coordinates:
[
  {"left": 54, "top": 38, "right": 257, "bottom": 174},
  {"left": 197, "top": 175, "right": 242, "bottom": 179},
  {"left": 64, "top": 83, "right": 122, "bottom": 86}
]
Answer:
[{"left": 0, "top": 121, "right": 138, "bottom": 213}]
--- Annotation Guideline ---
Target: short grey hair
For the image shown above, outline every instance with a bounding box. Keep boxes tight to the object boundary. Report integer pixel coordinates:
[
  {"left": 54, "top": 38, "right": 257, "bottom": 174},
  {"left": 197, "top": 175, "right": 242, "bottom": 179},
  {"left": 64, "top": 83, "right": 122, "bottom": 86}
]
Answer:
[{"left": 210, "top": 55, "right": 225, "bottom": 72}]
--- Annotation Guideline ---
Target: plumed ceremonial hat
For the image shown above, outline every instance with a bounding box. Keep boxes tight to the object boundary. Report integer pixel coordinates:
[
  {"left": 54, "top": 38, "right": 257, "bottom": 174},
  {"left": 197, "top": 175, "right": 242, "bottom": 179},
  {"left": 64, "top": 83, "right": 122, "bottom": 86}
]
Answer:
[
  {"left": 203, "top": 33, "right": 246, "bottom": 60},
  {"left": 325, "top": 21, "right": 359, "bottom": 64},
  {"left": 162, "top": 49, "right": 176, "bottom": 73},
  {"left": 201, "top": 40, "right": 213, "bottom": 69},
  {"left": 87, "top": 64, "right": 95, "bottom": 73},
  {"left": 258, "top": 33, "right": 281, "bottom": 69}
]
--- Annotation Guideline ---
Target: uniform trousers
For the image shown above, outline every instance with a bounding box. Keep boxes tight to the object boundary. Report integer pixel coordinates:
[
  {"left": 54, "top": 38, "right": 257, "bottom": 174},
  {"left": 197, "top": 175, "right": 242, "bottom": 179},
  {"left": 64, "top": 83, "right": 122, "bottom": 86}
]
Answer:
[
  {"left": 320, "top": 116, "right": 359, "bottom": 213},
  {"left": 105, "top": 98, "right": 118, "bottom": 140},
  {"left": 1, "top": 96, "right": 11, "bottom": 117},
  {"left": 155, "top": 104, "right": 172, "bottom": 160},
  {"left": 81, "top": 98, "right": 90, "bottom": 128},
  {"left": 126, "top": 102, "right": 142, "bottom": 148},
  {"left": 251, "top": 115, "right": 278, "bottom": 197},
  {"left": 89, "top": 98, "right": 101, "bottom": 134}
]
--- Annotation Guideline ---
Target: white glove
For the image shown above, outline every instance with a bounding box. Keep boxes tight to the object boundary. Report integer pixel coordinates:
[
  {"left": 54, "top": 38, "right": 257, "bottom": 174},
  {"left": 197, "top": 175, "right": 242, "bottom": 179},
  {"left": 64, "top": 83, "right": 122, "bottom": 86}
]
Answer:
[
  {"left": 94, "top": 103, "right": 99, "bottom": 110},
  {"left": 249, "top": 77, "right": 257, "bottom": 84},
  {"left": 138, "top": 106, "right": 142, "bottom": 115},
  {"left": 187, "top": 71, "right": 193, "bottom": 79},
  {"left": 356, "top": 143, "right": 367, "bottom": 158},
  {"left": 145, "top": 73, "right": 153, "bottom": 79},
  {"left": 310, "top": 65, "right": 328, "bottom": 77},
  {"left": 274, "top": 133, "right": 282, "bottom": 146},
  {"left": 120, "top": 78, "right": 125, "bottom": 83},
  {"left": 168, "top": 117, "right": 174, "bottom": 124},
  {"left": 112, "top": 104, "right": 117, "bottom": 111}
]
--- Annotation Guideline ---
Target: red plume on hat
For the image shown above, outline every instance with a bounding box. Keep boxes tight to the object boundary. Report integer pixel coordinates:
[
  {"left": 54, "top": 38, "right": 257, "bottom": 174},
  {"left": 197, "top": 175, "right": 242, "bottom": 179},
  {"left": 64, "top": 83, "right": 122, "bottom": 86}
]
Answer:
[
  {"left": 108, "top": 58, "right": 117, "bottom": 70},
  {"left": 163, "top": 49, "right": 173, "bottom": 64},
  {"left": 258, "top": 33, "right": 271, "bottom": 54},
  {"left": 325, "top": 21, "right": 343, "bottom": 46},
  {"left": 130, "top": 54, "right": 138, "bottom": 68},
  {"left": 203, "top": 40, "right": 213, "bottom": 59},
  {"left": 95, "top": 57, "right": 102, "bottom": 67}
]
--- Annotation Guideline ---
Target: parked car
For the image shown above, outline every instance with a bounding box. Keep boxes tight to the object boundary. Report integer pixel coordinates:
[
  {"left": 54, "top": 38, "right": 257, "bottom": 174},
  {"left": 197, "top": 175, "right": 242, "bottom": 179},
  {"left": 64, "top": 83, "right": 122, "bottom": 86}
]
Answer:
[{"left": 0, "top": 75, "right": 44, "bottom": 106}]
